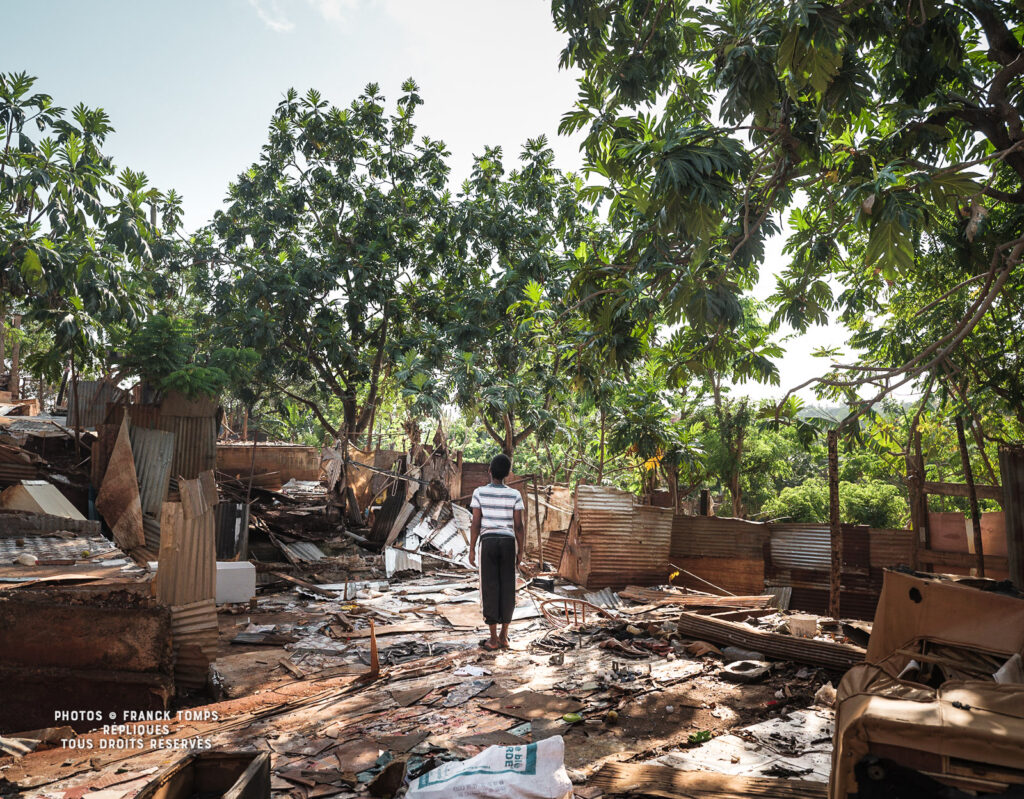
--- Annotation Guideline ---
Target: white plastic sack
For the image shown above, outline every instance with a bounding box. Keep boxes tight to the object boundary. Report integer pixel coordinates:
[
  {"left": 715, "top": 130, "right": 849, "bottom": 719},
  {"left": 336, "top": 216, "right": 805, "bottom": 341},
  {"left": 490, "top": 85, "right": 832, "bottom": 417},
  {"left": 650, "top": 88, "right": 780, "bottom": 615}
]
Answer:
[{"left": 407, "top": 735, "right": 572, "bottom": 799}]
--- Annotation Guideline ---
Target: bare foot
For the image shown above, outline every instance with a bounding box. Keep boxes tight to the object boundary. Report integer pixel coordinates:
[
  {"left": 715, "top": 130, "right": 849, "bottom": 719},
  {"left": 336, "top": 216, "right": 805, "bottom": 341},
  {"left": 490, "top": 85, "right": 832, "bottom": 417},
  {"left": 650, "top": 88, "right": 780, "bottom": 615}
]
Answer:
[
  {"left": 499, "top": 636, "right": 511, "bottom": 650},
  {"left": 480, "top": 638, "right": 502, "bottom": 651}
]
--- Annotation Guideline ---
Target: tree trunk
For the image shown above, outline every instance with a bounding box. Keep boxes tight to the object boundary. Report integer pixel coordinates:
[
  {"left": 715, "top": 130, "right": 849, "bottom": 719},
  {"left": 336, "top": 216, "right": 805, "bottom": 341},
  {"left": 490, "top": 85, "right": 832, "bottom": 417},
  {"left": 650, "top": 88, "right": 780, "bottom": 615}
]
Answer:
[
  {"left": 828, "top": 430, "right": 842, "bottom": 620},
  {"left": 729, "top": 470, "right": 743, "bottom": 517},
  {"left": 597, "top": 406, "right": 606, "bottom": 484},
  {"left": 956, "top": 416, "right": 985, "bottom": 577},
  {"left": 9, "top": 314, "right": 21, "bottom": 400},
  {"left": 0, "top": 303, "right": 5, "bottom": 386}
]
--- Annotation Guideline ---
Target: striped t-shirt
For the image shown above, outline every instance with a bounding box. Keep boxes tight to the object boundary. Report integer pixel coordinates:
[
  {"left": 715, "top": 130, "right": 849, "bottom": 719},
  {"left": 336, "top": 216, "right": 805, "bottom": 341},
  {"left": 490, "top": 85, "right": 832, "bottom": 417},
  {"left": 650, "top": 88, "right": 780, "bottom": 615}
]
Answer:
[{"left": 470, "top": 483, "right": 524, "bottom": 537}]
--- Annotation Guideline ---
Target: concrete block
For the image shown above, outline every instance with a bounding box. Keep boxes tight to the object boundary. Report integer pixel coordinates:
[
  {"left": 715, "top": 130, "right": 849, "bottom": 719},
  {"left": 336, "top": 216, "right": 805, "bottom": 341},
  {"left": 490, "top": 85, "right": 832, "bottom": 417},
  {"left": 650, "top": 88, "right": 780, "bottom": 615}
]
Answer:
[{"left": 216, "top": 561, "right": 256, "bottom": 604}]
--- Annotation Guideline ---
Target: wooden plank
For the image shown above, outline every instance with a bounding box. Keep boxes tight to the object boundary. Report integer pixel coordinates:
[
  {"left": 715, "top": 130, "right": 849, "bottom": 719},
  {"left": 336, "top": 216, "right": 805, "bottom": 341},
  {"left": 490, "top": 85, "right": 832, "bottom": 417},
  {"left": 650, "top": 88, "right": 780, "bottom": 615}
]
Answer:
[
  {"left": 919, "top": 549, "right": 1008, "bottom": 570},
  {"left": 923, "top": 481, "right": 1002, "bottom": 502},
  {"left": 618, "top": 586, "right": 773, "bottom": 608},
  {"left": 589, "top": 763, "right": 827, "bottom": 798},
  {"left": 999, "top": 445, "right": 1024, "bottom": 590},
  {"left": 268, "top": 571, "right": 336, "bottom": 597}
]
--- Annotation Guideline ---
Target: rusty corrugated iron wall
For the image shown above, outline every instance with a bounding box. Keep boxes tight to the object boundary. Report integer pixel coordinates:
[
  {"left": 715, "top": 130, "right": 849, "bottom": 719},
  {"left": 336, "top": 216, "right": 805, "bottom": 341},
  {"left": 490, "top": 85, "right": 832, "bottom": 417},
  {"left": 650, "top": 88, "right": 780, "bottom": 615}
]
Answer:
[
  {"left": 129, "top": 425, "right": 174, "bottom": 518},
  {"left": 666, "top": 514, "right": 915, "bottom": 619},
  {"left": 670, "top": 514, "right": 769, "bottom": 595},
  {"left": 67, "top": 379, "right": 127, "bottom": 429},
  {"left": 157, "top": 414, "right": 216, "bottom": 480},
  {"left": 559, "top": 485, "right": 674, "bottom": 589}
]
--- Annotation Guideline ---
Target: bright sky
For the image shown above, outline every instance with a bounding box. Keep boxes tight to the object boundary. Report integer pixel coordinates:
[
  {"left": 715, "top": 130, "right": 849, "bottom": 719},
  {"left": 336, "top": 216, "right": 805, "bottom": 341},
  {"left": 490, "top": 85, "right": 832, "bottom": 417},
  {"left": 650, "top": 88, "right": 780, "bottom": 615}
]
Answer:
[{"left": 6, "top": 0, "right": 856, "bottom": 400}]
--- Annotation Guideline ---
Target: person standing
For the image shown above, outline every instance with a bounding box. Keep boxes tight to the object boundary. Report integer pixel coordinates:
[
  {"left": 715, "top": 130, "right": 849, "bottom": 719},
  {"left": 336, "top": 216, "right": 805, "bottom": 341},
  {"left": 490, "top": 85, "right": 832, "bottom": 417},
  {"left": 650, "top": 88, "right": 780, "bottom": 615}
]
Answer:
[{"left": 468, "top": 453, "right": 525, "bottom": 650}]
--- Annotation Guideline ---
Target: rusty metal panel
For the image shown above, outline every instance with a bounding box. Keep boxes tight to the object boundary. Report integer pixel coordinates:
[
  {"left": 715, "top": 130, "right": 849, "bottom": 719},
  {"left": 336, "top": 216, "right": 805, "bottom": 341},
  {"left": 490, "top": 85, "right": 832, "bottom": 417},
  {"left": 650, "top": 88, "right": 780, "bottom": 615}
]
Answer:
[
  {"left": 169, "top": 598, "right": 218, "bottom": 690},
  {"left": 0, "top": 509, "right": 101, "bottom": 534},
  {"left": 142, "top": 515, "right": 161, "bottom": 556},
  {"left": 217, "top": 443, "right": 321, "bottom": 482},
  {"left": 676, "top": 611, "right": 865, "bottom": 669},
  {"left": 671, "top": 556, "right": 765, "bottom": 595},
  {"left": 157, "top": 415, "right": 217, "bottom": 480},
  {"left": 842, "top": 525, "right": 871, "bottom": 569},
  {"left": 868, "top": 528, "right": 914, "bottom": 567},
  {"left": 67, "top": 379, "right": 128, "bottom": 428},
  {"left": 671, "top": 514, "right": 769, "bottom": 560},
  {"left": 575, "top": 486, "right": 673, "bottom": 589},
  {"left": 155, "top": 502, "right": 216, "bottom": 606},
  {"left": 215, "top": 502, "right": 249, "bottom": 560},
  {"left": 459, "top": 462, "right": 491, "bottom": 500},
  {"left": 787, "top": 586, "right": 879, "bottom": 621},
  {"left": 0, "top": 463, "right": 41, "bottom": 486},
  {"left": 130, "top": 425, "right": 174, "bottom": 518}
]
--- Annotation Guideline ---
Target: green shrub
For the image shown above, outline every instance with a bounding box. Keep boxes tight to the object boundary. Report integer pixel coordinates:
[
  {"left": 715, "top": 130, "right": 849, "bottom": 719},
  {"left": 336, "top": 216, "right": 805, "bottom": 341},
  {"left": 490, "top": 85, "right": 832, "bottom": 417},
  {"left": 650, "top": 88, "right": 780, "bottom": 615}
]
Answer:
[{"left": 762, "top": 478, "right": 908, "bottom": 528}]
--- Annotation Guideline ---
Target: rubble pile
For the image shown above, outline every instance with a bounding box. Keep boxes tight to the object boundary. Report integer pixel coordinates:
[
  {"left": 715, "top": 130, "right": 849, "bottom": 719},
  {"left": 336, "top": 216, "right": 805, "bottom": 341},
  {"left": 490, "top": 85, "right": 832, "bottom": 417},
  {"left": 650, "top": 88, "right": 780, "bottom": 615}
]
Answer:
[{"left": 2, "top": 386, "right": 1024, "bottom": 799}]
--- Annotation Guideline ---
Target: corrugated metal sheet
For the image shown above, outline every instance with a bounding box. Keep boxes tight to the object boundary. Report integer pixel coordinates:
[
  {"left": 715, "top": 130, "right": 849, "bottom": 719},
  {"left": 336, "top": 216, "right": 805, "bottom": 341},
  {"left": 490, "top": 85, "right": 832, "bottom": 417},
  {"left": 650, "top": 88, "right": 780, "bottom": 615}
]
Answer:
[
  {"left": 157, "top": 415, "right": 216, "bottom": 481},
  {"left": 768, "top": 524, "right": 832, "bottom": 571},
  {"left": 67, "top": 380, "right": 127, "bottom": 428},
  {"left": 129, "top": 425, "right": 174, "bottom": 518},
  {"left": 0, "top": 463, "right": 42, "bottom": 486},
  {"left": 675, "top": 611, "right": 865, "bottom": 669},
  {"left": 1, "top": 416, "right": 69, "bottom": 437},
  {"left": 573, "top": 486, "right": 674, "bottom": 589},
  {"left": 155, "top": 501, "right": 216, "bottom": 606},
  {"left": 217, "top": 443, "right": 321, "bottom": 482},
  {"left": 583, "top": 587, "right": 623, "bottom": 609},
  {"left": 671, "top": 515, "right": 769, "bottom": 560},
  {"left": 169, "top": 598, "right": 218, "bottom": 690},
  {"left": 671, "top": 556, "right": 765, "bottom": 596},
  {"left": 0, "top": 509, "right": 101, "bottom": 534},
  {"left": 142, "top": 516, "right": 161, "bottom": 556},
  {"left": 543, "top": 530, "right": 567, "bottom": 566},
  {"left": 868, "top": 528, "right": 914, "bottom": 567},
  {"left": 785, "top": 586, "right": 880, "bottom": 621},
  {"left": 215, "top": 502, "right": 249, "bottom": 560},
  {"left": 283, "top": 541, "right": 324, "bottom": 563}
]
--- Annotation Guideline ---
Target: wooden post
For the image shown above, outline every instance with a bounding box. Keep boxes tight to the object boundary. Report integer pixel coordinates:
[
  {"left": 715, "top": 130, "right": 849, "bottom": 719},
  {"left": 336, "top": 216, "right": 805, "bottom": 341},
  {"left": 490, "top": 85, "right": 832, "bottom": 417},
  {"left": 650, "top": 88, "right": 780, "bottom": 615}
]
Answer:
[
  {"left": 245, "top": 427, "right": 259, "bottom": 506},
  {"left": 699, "top": 489, "right": 712, "bottom": 516},
  {"left": 533, "top": 474, "right": 544, "bottom": 571},
  {"left": 70, "top": 356, "right": 83, "bottom": 457},
  {"left": 828, "top": 430, "right": 842, "bottom": 620},
  {"left": 914, "top": 430, "right": 931, "bottom": 565},
  {"left": 999, "top": 445, "right": 1024, "bottom": 590},
  {"left": 906, "top": 435, "right": 923, "bottom": 570},
  {"left": 956, "top": 416, "right": 985, "bottom": 577}
]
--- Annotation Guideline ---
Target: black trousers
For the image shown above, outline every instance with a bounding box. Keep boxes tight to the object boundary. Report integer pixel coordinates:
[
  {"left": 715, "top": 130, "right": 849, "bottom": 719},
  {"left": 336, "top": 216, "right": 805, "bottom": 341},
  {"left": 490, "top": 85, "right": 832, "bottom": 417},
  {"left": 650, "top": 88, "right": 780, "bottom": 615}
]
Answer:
[{"left": 479, "top": 535, "right": 516, "bottom": 625}]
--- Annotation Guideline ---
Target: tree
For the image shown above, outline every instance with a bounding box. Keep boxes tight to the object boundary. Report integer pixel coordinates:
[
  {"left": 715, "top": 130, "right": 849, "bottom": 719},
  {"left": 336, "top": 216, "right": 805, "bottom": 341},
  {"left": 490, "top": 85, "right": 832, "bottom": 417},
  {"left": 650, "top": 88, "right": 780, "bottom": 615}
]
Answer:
[
  {"left": 551, "top": 1, "right": 1024, "bottom": 421},
  {"left": 447, "top": 138, "right": 613, "bottom": 456},
  {"left": 210, "top": 81, "right": 452, "bottom": 441},
  {"left": 0, "top": 71, "right": 181, "bottom": 386}
]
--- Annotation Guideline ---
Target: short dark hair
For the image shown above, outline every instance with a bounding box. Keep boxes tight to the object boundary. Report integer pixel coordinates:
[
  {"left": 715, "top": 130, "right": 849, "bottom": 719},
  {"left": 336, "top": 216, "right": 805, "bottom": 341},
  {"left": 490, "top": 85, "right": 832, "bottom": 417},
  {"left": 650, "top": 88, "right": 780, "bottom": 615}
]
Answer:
[{"left": 489, "top": 453, "right": 512, "bottom": 480}]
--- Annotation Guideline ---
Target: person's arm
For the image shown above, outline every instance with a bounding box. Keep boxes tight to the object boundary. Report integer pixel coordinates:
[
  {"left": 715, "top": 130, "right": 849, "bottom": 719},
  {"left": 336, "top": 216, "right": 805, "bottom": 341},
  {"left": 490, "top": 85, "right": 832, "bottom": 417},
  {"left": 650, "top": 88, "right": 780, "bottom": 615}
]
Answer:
[
  {"left": 469, "top": 506, "right": 482, "bottom": 567},
  {"left": 513, "top": 508, "right": 525, "bottom": 566}
]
